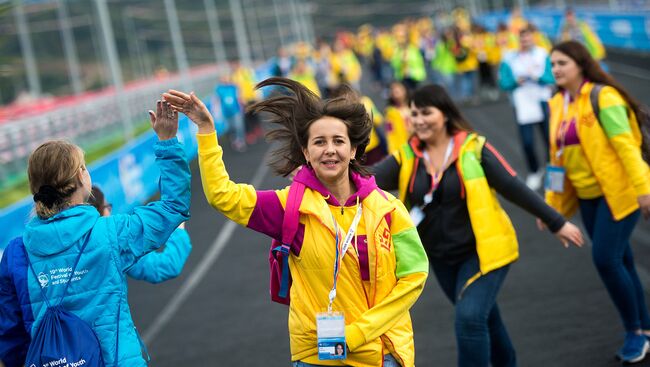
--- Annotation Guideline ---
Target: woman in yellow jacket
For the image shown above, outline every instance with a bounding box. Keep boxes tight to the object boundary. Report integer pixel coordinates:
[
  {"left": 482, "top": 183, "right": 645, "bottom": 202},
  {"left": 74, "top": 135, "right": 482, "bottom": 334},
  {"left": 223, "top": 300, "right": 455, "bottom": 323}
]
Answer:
[
  {"left": 163, "top": 78, "right": 429, "bottom": 367},
  {"left": 547, "top": 41, "right": 650, "bottom": 364},
  {"left": 373, "top": 84, "right": 583, "bottom": 367},
  {"left": 384, "top": 81, "right": 411, "bottom": 155}
]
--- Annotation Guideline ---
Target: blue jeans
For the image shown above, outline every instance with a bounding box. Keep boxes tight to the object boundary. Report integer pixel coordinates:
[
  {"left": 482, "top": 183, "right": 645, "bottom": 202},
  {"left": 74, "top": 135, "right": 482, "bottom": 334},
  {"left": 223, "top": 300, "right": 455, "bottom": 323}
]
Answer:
[
  {"left": 292, "top": 353, "right": 401, "bottom": 367},
  {"left": 456, "top": 71, "right": 477, "bottom": 100},
  {"left": 430, "top": 255, "right": 516, "bottom": 367},
  {"left": 579, "top": 197, "right": 650, "bottom": 332},
  {"left": 515, "top": 102, "right": 549, "bottom": 173},
  {"left": 225, "top": 113, "right": 245, "bottom": 145}
]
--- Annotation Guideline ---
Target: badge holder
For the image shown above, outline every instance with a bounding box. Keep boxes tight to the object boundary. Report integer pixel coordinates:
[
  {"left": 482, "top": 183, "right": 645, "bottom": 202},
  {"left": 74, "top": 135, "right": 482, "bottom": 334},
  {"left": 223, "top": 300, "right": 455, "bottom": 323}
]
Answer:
[
  {"left": 316, "top": 310, "right": 346, "bottom": 360},
  {"left": 545, "top": 165, "right": 565, "bottom": 193}
]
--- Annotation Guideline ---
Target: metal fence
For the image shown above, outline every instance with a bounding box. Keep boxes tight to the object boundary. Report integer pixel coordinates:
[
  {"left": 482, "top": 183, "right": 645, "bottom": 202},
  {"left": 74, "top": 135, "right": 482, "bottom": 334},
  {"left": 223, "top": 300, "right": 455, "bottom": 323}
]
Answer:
[{"left": 0, "top": 64, "right": 223, "bottom": 189}]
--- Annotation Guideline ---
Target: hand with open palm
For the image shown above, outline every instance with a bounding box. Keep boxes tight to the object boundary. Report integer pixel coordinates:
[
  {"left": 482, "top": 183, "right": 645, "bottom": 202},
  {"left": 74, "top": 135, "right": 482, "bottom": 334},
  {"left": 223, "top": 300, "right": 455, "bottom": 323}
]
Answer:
[{"left": 163, "top": 90, "right": 215, "bottom": 134}]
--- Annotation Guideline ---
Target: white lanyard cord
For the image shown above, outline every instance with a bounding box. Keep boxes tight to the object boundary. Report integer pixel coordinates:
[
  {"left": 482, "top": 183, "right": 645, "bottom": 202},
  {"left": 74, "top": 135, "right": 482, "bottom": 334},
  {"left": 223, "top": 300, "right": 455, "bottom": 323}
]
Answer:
[{"left": 328, "top": 202, "right": 363, "bottom": 312}]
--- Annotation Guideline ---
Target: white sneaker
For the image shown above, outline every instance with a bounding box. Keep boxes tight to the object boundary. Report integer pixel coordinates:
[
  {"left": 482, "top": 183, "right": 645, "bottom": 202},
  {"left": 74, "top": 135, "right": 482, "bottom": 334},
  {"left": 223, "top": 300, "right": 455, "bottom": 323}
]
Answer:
[{"left": 525, "top": 171, "right": 543, "bottom": 190}]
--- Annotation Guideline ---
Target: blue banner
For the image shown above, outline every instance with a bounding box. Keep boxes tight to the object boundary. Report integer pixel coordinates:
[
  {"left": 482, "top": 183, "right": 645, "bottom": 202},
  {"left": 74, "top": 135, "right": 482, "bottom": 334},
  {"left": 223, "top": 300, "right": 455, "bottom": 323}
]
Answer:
[{"left": 476, "top": 9, "right": 650, "bottom": 51}]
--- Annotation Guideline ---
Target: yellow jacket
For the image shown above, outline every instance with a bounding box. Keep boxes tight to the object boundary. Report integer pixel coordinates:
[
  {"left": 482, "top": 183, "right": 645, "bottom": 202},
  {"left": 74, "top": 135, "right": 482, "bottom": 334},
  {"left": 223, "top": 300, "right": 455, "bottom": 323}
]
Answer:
[
  {"left": 546, "top": 82, "right": 650, "bottom": 220},
  {"left": 384, "top": 106, "right": 410, "bottom": 154},
  {"left": 197, "top": 132, "right": 428, "bottom": 367}
]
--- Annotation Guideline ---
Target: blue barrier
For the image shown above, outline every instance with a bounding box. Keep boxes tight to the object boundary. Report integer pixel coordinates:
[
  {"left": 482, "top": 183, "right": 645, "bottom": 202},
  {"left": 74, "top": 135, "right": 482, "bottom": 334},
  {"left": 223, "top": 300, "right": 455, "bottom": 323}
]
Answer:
[{"left": 476, "top": 9, "right": 650, "bottom": 51}]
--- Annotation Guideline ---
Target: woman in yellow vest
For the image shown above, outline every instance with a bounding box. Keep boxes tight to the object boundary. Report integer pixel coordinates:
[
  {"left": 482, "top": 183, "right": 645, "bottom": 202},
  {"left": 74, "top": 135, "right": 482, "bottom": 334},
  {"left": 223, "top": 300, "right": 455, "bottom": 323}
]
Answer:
[
  {"left": 546, "top": 41, "right": 650, "bottom": 364},
  {"left": 163, "top": 78, "right": 429, "bottom": 367},
  {"left": 372, "top": 84, "right": 583, "bottom": 367}
]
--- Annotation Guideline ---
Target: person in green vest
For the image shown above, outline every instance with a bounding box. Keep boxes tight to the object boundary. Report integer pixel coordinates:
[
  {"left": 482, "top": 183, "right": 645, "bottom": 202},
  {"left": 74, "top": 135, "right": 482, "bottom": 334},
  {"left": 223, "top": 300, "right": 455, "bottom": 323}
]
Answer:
[
  {"left": 431, "top": 27, "right": 458, "bottom": 98},
  {"left": 372, "top": 84, "right": 583, "bottom": 367},
  {"left": 391, "top": 25, "right": 427, "bottom": 91}
]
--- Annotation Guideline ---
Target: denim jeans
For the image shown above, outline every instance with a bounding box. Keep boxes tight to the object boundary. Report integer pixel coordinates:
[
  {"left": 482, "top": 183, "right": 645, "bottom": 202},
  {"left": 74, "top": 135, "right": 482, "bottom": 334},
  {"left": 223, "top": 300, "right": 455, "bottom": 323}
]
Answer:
[
  {"left": 579, "top": 197, "right": 650, "bottom": 332},
  {"left": 456, "top": 71, "right": 477, "bottom": 100},
  {"left": 430, "top": 254, "right": 516, "bottom": 367},
  {"left": 225, "top": 113, "right": 245, "bottom": 145},
  {"left": 292, "top": 352, "right": 401, "bottom": 367},
  {"left": 515, "top": 107, "right": 549, "bottom": 174}
]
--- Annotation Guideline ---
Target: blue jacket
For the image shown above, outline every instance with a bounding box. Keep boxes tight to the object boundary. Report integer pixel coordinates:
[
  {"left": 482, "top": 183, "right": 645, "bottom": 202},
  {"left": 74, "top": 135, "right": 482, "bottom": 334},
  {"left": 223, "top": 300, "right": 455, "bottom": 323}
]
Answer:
[
  {"left": 0, "top": 138, "right": 191, "bottom": 367},
  {"left": 126, "top": 227, "right": 191, "bottom": 283}
]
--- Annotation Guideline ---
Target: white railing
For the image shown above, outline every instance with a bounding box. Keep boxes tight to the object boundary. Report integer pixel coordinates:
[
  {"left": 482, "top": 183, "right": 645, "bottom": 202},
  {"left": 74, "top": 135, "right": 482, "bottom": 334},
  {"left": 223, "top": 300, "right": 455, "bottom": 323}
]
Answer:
[{"left": 0, "top": 64, "right": 225, "bottom": 188}]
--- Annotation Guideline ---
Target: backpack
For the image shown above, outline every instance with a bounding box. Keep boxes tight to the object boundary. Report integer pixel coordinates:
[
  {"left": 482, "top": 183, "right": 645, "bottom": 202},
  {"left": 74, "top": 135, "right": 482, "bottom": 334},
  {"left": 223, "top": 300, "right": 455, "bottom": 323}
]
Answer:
[
  {"left": 590, "top": 84, "right": 650, "bottom": 164},
  {"left": 22, "top": 235, "right": 106, "bottom": 367},
  {"left": 269, "top": 181, "right": 305, "bottom": 305}
]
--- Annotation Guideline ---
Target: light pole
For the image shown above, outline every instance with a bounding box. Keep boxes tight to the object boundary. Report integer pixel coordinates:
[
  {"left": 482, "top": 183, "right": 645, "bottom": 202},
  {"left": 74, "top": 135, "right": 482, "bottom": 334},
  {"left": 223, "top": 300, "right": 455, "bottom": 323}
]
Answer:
[
  {"left": 229, "top": 0, "right": 252, "bottom": 68},
  {"left": 163, "top": 0, "right": 192, "bottom": 91},
  {"left": 13, "top": 0, "right": 41, "bottom": 97},
  {"left": 55, "top": 0, "right": 83, "bottom": 95}
]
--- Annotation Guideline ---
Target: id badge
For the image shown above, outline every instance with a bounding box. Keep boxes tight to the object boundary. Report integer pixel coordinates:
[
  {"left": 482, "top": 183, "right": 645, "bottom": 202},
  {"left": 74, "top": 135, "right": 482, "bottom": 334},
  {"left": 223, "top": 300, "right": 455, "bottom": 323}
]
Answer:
[
  {"left": 316, "top": 311, "right": 346, "bottom": 360},
  {"left": 545, "top": 165, "right": 566, "bottom": 193}
]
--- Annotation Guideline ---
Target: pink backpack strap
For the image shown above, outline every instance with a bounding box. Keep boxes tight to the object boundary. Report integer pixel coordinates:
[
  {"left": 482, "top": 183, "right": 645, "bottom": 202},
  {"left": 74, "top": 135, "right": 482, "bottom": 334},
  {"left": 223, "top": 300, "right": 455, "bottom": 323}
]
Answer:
[
  {"left": 273, "top": 181, "right": 305, "bottom": 302},
  {"left": 281, "top": 181, "right": 306, "bottom": 246}
]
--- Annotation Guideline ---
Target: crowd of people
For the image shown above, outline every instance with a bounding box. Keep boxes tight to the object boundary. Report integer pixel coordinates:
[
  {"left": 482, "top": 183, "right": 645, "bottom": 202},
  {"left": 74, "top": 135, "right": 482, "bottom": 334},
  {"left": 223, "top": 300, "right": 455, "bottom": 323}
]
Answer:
[{"left": 2, "top": 6, "right": 650, "bottom": 367}]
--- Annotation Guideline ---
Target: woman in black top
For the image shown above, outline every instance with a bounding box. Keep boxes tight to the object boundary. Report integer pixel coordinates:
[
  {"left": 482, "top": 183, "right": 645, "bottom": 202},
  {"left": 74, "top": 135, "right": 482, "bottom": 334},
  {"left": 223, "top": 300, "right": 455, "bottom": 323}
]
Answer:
[{"left": 372, "top": 84, "right": 583, "bottom": 367}]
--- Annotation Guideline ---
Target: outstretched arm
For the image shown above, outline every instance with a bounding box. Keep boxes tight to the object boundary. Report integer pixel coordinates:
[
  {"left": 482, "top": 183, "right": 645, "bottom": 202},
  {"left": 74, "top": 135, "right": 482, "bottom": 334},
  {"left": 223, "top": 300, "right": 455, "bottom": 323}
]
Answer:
[
  {"left": 126, "top": 226, "right": 192, "bottom": 283},
  {"left": 164, "top": 90, "right": 287, "bottom": 239},
  {"left": 111, "top": 101, "right": 191, "bottom": 271}
]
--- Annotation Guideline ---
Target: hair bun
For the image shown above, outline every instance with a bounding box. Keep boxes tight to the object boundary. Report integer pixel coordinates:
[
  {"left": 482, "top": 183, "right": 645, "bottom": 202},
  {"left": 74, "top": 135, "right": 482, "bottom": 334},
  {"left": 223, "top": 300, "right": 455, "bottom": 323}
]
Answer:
[{"left": 33, "top": 185, "right": 62, "bottom": 208}]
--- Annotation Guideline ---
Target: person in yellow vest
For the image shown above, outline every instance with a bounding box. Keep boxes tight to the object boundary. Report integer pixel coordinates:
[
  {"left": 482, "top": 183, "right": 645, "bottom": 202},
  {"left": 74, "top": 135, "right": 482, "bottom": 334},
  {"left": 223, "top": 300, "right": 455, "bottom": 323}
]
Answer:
[
  {"left": 495, "top": 22, "right": 519, "bottom": 55},
  {"left": 372, "top": 84, "right": 583, "bottom": 367},
  {"left": 508, "top": 6, "right": 527, "bottom": 35},
  {"left": 450, "top": 26, "right": 479, "bottom": 103},
  {"left": 289, "top": 58, "right": 321, "bottom": 97},
  {"left": 557, "top": 8, "right": 606, "bottom": 61},
  {"left": 472, "top": 24, "right": 499, "bottom": 101},
  {"left": 332, "top": 37, "right": 362, "bottom": 91},
  {"left": 546, "top": 41, "right": 650, "bottom": 364},
  {"left": 232, "top": 61, "right": 264, "bottom": 145},
  {"left": 384, "top": 81, "right": 411, "bottom": 155},
  {"left": 163, "top": 78, "right": 429, "bottom": 367}
]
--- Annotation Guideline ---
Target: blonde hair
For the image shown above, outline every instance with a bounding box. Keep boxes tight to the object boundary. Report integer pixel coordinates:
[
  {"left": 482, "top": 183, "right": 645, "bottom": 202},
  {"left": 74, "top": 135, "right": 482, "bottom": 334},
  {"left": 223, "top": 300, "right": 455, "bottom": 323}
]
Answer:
[{"left": 28, "top": 140, "right": 85, "bottom": 218}]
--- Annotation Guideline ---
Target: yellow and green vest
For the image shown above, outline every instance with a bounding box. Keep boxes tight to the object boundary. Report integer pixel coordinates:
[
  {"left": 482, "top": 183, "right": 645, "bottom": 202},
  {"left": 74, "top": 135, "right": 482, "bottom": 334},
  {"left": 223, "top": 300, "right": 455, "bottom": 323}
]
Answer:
[{"left": 393, "top": 132, "right": 519, "bottom": 286}]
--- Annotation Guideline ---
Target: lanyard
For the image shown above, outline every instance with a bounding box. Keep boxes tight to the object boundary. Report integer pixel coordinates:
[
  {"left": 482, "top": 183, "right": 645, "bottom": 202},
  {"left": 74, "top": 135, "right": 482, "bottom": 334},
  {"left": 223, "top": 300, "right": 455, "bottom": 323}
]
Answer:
[
  {"left": 422, "top": 138, "right": 454, "bottom": 205},
  {"left": 328, "top": 202, "right": 363, "bottom": 312},
  {"left": 556, "top": 92, "right": 573, "bottom": 161}
]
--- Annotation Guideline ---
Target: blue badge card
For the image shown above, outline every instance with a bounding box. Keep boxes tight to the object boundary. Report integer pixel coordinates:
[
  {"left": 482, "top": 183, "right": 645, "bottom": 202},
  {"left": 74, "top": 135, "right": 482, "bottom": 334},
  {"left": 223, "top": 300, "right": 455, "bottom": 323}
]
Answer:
[
  {"left": 316, "top": 311, "right": 346, "bottom": 360},
  {"left": 545, "top": 165, "right": 566, "bottom": 193}
]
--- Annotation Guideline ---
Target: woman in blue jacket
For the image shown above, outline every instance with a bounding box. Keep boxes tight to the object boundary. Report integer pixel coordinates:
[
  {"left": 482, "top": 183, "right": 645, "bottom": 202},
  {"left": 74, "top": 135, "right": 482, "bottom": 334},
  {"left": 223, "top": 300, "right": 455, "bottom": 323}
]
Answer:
[{"left": 0, "top": 100, "right": 191, "bottom": 367}]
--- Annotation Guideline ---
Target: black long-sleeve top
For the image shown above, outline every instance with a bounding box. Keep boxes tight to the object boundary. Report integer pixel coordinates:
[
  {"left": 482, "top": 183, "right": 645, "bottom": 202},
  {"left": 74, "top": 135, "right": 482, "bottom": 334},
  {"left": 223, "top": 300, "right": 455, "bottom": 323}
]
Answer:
[{"left": 372, "top": 142, "right": 566, "bottom": 265}]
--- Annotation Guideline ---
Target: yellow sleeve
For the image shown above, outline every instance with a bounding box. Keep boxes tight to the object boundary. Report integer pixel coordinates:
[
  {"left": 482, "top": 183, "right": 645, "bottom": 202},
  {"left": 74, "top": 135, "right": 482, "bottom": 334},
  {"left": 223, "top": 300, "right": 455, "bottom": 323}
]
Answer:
[
  {"left": 598, "top": 87, "right": 650, "bottom": 196},
  {"left": 197, "top": 132, "right": 258, "bottom": 226}
]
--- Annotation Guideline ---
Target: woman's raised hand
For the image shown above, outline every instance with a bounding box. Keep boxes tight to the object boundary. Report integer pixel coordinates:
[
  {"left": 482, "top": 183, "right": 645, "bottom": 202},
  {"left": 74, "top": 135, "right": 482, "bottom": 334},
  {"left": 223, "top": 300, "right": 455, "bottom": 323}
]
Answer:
[
  {"left": 163, "top": 90, "right": 215, "bottom": 134},
  {"left": 148, "top": 100, "right": 178, "bottom": 141},
  {"left": 554, "top": 221, "right": 584, "bottom": 248}
]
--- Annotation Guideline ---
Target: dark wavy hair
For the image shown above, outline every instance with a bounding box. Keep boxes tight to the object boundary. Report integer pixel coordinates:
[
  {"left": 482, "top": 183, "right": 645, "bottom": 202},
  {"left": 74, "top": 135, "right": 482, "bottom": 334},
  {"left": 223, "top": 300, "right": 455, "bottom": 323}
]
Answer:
[
  {"left": 249, "top": 77, "right": 372, "bottom": 177},
  {"left": 410, "top": 84, "right": 475, "bottom": 137},
  {"left": 552, "top": 40, "right": 649, "bottom": 161}
]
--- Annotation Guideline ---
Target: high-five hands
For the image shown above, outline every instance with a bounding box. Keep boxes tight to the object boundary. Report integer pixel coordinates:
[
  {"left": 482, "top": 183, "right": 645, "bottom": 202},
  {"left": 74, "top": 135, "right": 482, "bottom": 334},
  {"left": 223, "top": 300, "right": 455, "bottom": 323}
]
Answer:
[
  {"left": 148, "top": 100, "right": 178, "bottom": 141},
  {"left": 163, "top": 90, "right": 215, "bottom": 134}
]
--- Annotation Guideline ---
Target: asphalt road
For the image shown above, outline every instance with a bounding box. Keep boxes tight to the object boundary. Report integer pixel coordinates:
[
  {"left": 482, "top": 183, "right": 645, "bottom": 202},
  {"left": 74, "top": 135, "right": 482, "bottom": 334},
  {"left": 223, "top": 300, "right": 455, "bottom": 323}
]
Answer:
[{"left": 128, "top": 51, "right": 650, "bottom": 366}]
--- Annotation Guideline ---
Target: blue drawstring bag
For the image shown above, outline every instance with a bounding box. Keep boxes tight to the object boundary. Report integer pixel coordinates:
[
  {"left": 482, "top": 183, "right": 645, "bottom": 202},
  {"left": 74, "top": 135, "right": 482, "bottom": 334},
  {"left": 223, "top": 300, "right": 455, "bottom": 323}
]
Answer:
[{"left": 22, "top": 235, "right": 105, "bottom": 367}]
